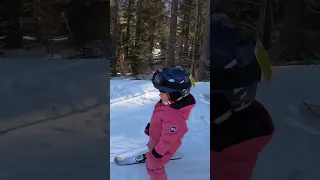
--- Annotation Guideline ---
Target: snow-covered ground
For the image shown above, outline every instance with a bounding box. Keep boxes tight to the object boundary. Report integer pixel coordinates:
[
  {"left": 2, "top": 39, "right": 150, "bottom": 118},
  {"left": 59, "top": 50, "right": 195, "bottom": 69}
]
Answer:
[{"left": 110, "top": 80, "right": 210, "bottom": 180}]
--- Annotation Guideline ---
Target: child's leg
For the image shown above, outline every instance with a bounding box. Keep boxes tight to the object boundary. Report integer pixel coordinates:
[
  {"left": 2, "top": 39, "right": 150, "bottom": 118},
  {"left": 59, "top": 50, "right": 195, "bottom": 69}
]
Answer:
[
  {"left": 211, "top": 134, "right": 273, "bottom": 180},
  {"left": 146, "top": 155, "right": 168, "bottom": 180},
  {"left": 146, "top": 165, "right": 167, "bottom": 180}
]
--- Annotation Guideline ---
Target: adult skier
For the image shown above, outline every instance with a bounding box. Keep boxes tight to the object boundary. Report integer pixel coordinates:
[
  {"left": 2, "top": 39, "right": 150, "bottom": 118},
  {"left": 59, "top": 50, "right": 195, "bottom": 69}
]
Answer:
[{"left": 210, "top": 13, "right": 275, "bottom": 180}]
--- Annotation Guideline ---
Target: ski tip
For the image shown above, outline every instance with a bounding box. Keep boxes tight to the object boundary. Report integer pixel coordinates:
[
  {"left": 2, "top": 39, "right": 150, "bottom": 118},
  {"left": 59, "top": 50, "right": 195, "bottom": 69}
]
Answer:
[{"left": 114, "top": 156, "right": 123, "bottom": 163}]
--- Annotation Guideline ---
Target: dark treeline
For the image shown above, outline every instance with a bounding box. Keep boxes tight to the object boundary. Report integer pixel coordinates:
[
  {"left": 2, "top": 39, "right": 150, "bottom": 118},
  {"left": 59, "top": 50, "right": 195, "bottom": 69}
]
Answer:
[
  {"left": 212, "top": 0, "right": 320, "bottom": 65},
  {"left": 0, "top": 0, "right": 110, "bottom": 59}
]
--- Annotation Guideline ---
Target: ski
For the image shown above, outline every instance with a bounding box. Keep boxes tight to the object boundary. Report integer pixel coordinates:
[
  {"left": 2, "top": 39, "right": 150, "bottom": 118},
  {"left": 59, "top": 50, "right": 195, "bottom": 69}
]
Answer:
[
  {"left": 114, "top": 152, "right": 183, "bottom": 166},
  {"left": 302, "top": 102, "right": 320, "bottom": 118}
]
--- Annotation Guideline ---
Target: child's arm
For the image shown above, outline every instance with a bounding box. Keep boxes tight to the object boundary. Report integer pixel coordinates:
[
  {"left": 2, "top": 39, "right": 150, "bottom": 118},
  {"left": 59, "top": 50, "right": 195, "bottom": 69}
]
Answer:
[{"left": 151, "top": 115, "right": 185, "bottom": 158}]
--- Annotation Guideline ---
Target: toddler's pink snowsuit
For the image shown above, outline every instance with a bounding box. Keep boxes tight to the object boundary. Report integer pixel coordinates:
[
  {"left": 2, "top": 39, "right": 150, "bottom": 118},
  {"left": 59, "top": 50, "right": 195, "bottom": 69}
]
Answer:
[{"left": 146, "top": 94, "right": 196, "bottom": 180}]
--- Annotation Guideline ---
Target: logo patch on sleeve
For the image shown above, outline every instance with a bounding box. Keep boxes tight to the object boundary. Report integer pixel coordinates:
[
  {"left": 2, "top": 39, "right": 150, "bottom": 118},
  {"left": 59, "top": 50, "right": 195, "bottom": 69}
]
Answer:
[{"left": 169, "top": 125, "right": 177, "bottom": 133}]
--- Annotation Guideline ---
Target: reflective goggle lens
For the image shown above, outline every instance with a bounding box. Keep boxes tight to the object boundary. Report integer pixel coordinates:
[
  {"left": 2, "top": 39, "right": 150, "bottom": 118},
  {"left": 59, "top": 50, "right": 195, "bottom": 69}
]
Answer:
[{"left": 152, "top": 71, "right": 164, "bottom": 86}]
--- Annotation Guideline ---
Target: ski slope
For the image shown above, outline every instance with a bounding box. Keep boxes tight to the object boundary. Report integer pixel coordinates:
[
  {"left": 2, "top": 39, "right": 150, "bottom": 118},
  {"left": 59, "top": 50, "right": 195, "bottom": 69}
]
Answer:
[{"left": 110, "top": 80, "right": 210, "bottom": 180}]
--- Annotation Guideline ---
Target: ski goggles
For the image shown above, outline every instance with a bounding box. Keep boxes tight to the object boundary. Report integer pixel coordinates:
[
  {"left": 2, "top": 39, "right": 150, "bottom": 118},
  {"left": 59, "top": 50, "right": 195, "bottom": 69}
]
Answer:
[
  {"left": 151, "top": 70, "right": 191, "bottom": 90},
  {"left": 152, "top": 70, "right": 165, "bottom": 87}
]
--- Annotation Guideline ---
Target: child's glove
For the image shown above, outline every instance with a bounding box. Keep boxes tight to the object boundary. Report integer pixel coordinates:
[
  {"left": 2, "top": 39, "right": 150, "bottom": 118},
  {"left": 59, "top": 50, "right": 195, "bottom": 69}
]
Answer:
[{"left": 144, "top": 123, "right": 150, "bottom": 136}]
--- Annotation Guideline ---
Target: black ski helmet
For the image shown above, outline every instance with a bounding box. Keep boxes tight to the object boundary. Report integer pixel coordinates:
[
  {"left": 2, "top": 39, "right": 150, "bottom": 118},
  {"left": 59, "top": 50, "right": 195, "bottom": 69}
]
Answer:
[
  {"left": 210, "top": 13, "right": 261, "bottom": 112},
  {"left": 151, "top": 66, "right": 192, "bottom": 101}
]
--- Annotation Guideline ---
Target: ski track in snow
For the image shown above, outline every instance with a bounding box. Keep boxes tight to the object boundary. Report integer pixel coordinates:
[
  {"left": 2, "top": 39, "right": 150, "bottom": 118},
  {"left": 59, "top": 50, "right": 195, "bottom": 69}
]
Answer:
[{"left": 110, "top": 80, "right": 210, "bottom": 180}]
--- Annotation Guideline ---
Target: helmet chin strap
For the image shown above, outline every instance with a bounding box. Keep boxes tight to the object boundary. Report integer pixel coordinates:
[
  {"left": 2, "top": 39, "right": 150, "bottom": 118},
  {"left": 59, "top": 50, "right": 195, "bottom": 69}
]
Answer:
[
  {"left": 163, "top": 101, "right": 172, "bottom": 106},
  {"left": 164, "top": 92, "right": 174, "bottom": 105},
  {"left": 176, "top": 91, "right": 190, "bottom": 101},
  {"left": 161, "top": 89, "right": 190, "bottom": 105}
]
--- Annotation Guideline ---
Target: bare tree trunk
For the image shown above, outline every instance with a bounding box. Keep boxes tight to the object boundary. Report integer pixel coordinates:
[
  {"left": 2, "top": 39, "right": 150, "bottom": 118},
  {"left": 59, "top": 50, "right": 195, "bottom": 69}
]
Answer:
[
  {"left": 256, "top": 0, "right": 268, "bottom": 40},
  {"left": 111, "top": 0, "right": 119, "bottom": 76},
  {"left": 63, "top": 12, "right": 73, "bottom": 42},
  {"left": 130, "top": 0, "right": 143, "bottom": 74},
  {"left": 262, "top": 0, "right": 273, "bottom": 50},
  {"left": 4, "top": 0, "right": 22, "bottom": 49},
  {"left": 33, "top": 0, "right": 41, "bottom": 42},
  {"left": 280, "top": 0, "right": 301, "bottom": 62},
  {"left": 179, "top": 0, "right": 192, "bottom": 66},
  {"left": 118, "top": 29, "right": 125, "bottom": 73},
  {"left": 166, "top": 0, "right": 178, "bottom": 67},
  {"left": 135, "top": 0, "right": 142, "bottom": 45},
  {"left": 198, "top": 0, "right": 210, "bottom": 81},
  {"left": 149, "top": 18, "right": 156, "bottom": 70},
  {"left": 190, "top": 0, "right": 199, "bottom": 76},
  {"left": 125, "top": 0, "right": 132, "bottom": 59}
]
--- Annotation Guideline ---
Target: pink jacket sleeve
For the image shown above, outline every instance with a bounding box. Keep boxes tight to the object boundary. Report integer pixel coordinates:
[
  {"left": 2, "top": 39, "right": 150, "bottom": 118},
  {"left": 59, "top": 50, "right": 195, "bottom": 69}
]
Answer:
[{"left": 154, "top": 113, "right": 186, "bottom": 156}]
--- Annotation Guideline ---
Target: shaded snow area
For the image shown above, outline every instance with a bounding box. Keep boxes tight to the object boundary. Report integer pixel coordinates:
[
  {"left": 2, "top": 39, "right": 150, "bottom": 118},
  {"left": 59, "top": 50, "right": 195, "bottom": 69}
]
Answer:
[
  {"left": 110, "top": 80, "right": 210, "bottom": 180},
  {"left": 253, "top": 65, "right": 320, "bottom": 180},
  {"left": 0, "top": 59, "right": 110, "bottom": 180}
]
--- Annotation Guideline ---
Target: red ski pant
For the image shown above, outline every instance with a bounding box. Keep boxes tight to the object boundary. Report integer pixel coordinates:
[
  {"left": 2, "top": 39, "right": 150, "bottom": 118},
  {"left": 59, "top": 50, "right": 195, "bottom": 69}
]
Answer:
[
  {"left": 211, "top": 134, "right": 273, "bottom": 180},
  {"left": 146, "top": 155, "right": 169, "bottom": 180},
  {"left": 146, "top": 165, "right": 167, "bottom": 180}
]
